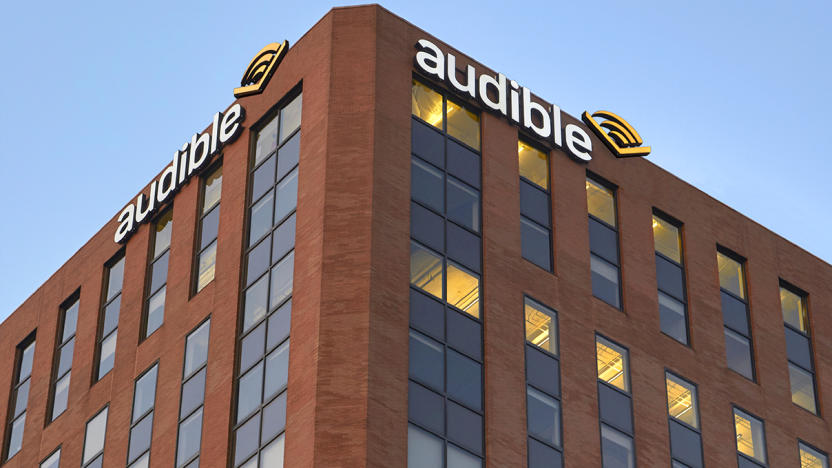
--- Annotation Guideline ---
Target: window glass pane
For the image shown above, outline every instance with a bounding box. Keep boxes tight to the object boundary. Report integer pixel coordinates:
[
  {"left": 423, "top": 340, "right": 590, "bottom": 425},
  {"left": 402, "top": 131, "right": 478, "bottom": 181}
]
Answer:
[
  {"left": 247, "top": 237, "right": 270, "bottom": 287},
  {"left": 521, "top": 218, "right": 552, "bottom": 271},
  {"left": 668, "top": 420, "right": 703, "bottom": 468},
  {"left": 279, "top": 94, "right": 302, "bottom": 142},
  {"left": 781, "top": 287, "right": 809, "bottom": 333},
  {"left": 518, "top": 141, "right": 549, "bottom": 190},
  {"left": 598, "top": 383, "right": 633, "bottom": 434},
  {"left": 589, "top": 218, "right": 618, "bottom": 265},
  {"left": 411, "top": 157, "right": 444, "bottom": 213},
  {"left": 447, "top": 140, "right": 480, "bottom": 188},
  {"left": 98, "top": 331, "right": 117, "bottom": 379},
  {"left": 203, "top": 166, "right": 223, "bottom": 213},
  {"left": 601, "top": 425, "right": 634, "bottom": 468},
  {"left": 412, "top": 202, "right": 445, "bottom": 253},
  {"left": 412, "top": 80, "right": 443, "bottom": 129},
  {"left": 128, "top": 413, "right": 153, "bottom": 463},
  {"left": 83, "top": 407, "right": 108, "bottom": 464},
  {"left": 255, "top": 117, "right": 278, "bottom": 165},
  {"left": 277, "top": 132, "right": 300, "bottom": 182},
  {"left": 409, "top": 330, "right": 444, "bottom": 391},
  {"left": 800, "top": 443, "right": 829, "bottom": 468},
  {"left": 149, "top": 251, "right": 170, "bottom": 293},
  {"left": 785, "top": 327, "right": 813, "bottom": 370},
  {"left": 200, "top": 207, "right": 220, "bottom": 249},
  {"left": 107, "top": 256, "right": 125, "bottom": 301},
  {"left": 447, "top": 262, "right": 480, "bottom": 318},
  {"left": 272, "top": 214, "right": 296, "bottom": 263},
  {"left": 63, "top": 301, "right": 79, "bottom": 342},
  {"left": 274, "top": 168, "right": 298, "bottom": 225},
  {"left": 596, "top": 336, "right": 629, "bottom": 392},
  {"left": 586, "top": 178, "right": 616, "bottom": 227},
  {"left": 447, "top": 310, "right": 481, "bottom": 361},
  {"left": 447, "top": 350, "right": 482, "bottom": 411},
  {"left": 13, "top": 380, "right": 29, "bottom": 417},
  {"left": 19, "top": 342, "right": 35, "bottom": 380},
  {"left": 40, "top": 449, "right": 60, "bottom": 468},
  {"left": 249, "top": 190, "right": 274, "bottom": 247},
  {"left": 734, "top": 408, "right": 766, "bottom": 463},
  {"left": 666, "top": 373, "right": 698, "bottom": 429},
  {"left": 448, "top": 444, "right": 482, "bottom": 468},
  {"left": 87, "top": 455, "right": 104, "bottom": 468},
  {"left": 653, "top": 215, "right": 682, "bottom": 263},
  {"left": 177, "top": 407, "right": 203, "bottom": 466},
  {"left": 153, "top": 210, "right": 173, "bottom": 257},
  {"left": 260, "top": 433, "right": 285, "bottom": 468},
  {"left": 185, "top": 320, "right": 210, "bottom": 377},
  {"left": 591, "top": 255, "right": 620, "bottom": 308},
  {"left": 264, "top": 339, "right": 290, "bottom": 400},
  {"left": 789, "top": 363, "right": 817, "bottom": 414},
  {"left": 234, "top": 413, "right": 260, "bottom": 466},
  {"left": 146, "top": 286, "right": 166, "bottom": 337},
  {"left": 269, "top": 251, "right": 294, "bottom": 310},
  {"left": 267, "top": 300, "right": 292, "bottom": 351},
  {"left": 717, "top": 252, "right": 745, "bottom": 299},
  {"left": 408, "top": 424, "right": 444, "bottom": 468},
  {"left": 656, "top": 255, "right": 684, "bottom": 300},
  {"left": 659, "top": 292, "right": 688, "bottom": 344},
  {"left": 409, "top": 381, "right": 444, "bottom": 435},
  {"left": 252, "top": 154, "right": 276, "bottom": 204},
  {"left": 447, "top": 178, "right": 479, "bottom": 232},
  {"left": 527, "top": 387, "right": 561, "bottom": 447},
  {"left": 261, "top": 392, "right": 287, "bottom": 444},
  {"left": 7, "top": 414, "right": 25, "bottom": 458},
  {"left": 447, "top": 99, "right": 480, "bottom": 151},
  {"left": 244, "top": 275, "right": 269, "bottom": 332},
  {"left": 411, "top": 289, "right": 445, "bottom": 341},
  {"left": 132, "top": 366, "right": 158, "bottom": 422},
  {"left": 103, "top": 295, "right": 120, "bottom": 336},
  {"left": 237, "top": 363, "right": 264, "bottom": 423},
  {"left": 725, "top": 328, "right": 754, "bottom": 380},
  {"left": 241, "top": 324, "right": 266, "bottom": 373},
  {"left": 446, "top": 401, "right": 483, "bottom": 455},
  {"left": 520, "top": 181, "right": 550, "bottom": 227},
  {"left": 180, "top": 369, "right": 207, "bottom": 419},
  {"left": 721, "top": 291, "right": 749, "bottom": 336},
  {"left": 412, "top": 119, "right": 444, "bottom": 168},
  {"left": 525, "top": 298, "right": 557, "bottom": 354},
  {"left": 446, "top": 222, "right": 481, "bottom": 273},
  {"left": 52, "top": 372, "right": 70, "bottom": 420},
  {"left": 197, "top": 241, "right": 217, "bottom": 292},
  {"left": 526, "top": 347, "right": 560, "bottom": 398},
  {"left": 411, "top": 242, "right": 443, "bottom": 299},
  {"left": 529, "top": 438, "right": 563, "bottom": 468}
]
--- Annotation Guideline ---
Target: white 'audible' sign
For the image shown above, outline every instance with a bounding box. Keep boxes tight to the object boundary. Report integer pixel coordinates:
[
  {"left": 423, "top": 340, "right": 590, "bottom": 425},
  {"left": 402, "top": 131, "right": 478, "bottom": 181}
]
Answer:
[
  {"left": 415, "top": 39, "right": 593, "bottom": 161},
  {"left": 114, "top": 103, "right": 245, "bottom": 243}
]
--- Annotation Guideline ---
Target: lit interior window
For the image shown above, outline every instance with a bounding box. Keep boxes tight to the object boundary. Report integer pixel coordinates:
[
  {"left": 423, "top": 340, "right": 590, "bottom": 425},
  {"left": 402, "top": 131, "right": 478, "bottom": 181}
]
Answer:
[
  {"left": 518, "top": 141, "right": 549, "bottom": 190},
  {"left": 780, "top": 287, "right": 808, "bottom": 332},
  {"left": 800, "top": 443, "right": 828, "bottom": 468},
  {"left": 586, "top": 178, "right": 616, "bottom": 227},
  {"left": 596, "top": 337, "right": 629, "bottom": 392},
  {"left": 653, "top": 215, "right": 681, "bottom": 263},
  {"left": 665, "top": 373, "right": 697, "bottom": 428},
  {"left": 734, "top": 409, "right": 766, "bottom": 463},
  {"left": 410, "top": 242, "right": 443, "bottom": 299},
  {"left": 717, "top": 252, "right": 745, "bottom": 299},
  {"left": 446, "top": 99, "right": 480, "bottom": 151},
  {"left": 412, "top": 80, "right": 443, "bottom": 129},
  {"left": 525, "top": 299, "right": 557, "bottom": 354},
  {"left": 446, "top": 262, "right": 480, "bottom": 318}
]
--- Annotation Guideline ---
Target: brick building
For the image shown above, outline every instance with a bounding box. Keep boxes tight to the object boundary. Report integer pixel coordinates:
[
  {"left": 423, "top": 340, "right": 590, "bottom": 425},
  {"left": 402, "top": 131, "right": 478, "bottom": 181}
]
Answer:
[{"left": 1, "top": 5, "right": 830, "bottom": 468}]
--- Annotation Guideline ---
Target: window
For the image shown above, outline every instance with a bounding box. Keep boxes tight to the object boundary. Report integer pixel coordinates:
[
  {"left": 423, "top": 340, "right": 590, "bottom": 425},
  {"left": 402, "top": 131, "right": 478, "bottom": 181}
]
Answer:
[
  {"left": 595, "top": 335, "right": 634, "bottom": 467},
  {"left": 519, "top": 141, "right": 552, "bottom": 271},
  {"left": 177, "top": 319, "right": 210, "bottom": 466},
  {"left": 717, "top": 249, "right": 755, "bottom": 380},
  {"left": 665, "top": 372, "right": 703, "bottom": 467},
  {"left": 40, "top": 448, "right": 60, "bottom": 468},
  {"left": 653, "top": 213, "right": 689, "bottom": 344},
  {"left": 48, "top": 294, "right": 79, "bottom": 422},
  {"left": 234, "top": 91, "right": 300, "bottom": 467},
  {"left": 733, "top": 407, "right": 767, "bottom": 466},
  {"left": 128, "top": 364, "right": 158, "bottom": 467},
  {"left": 3, "top": 335, "right": 35, "bottom": 462},
  {"left": 194, "top": 165, "right": 222, "bottom": 293},
  {"left": 799, "top": 442, "right": 829, "bottom": 468},
  {"left": 143, "top": 209, "right": 173, "bottom": 338},
  {"left": 524, "top": 298, "right": 562, "bottom": 467},
  {"left": 83, "top": 406, "right": 108, "bottom": 467},
  {"left": 409, "top": 79, "right": 483, "bottom": 467},
  {"left": 781, "top": 283, "right": 818, "bottom": 414},
  {"left": 95, "top": 251, "right": 124, "bottom": 381},
  {"left": 587, "top": 177, "right": 620, "bottom": 308}
]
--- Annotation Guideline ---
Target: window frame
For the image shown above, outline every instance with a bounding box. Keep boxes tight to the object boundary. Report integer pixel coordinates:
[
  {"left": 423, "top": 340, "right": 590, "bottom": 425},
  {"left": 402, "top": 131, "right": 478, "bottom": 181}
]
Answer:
[
  {"left": 732, "top": 405, "right": 768, "bottom": 467},
  {"left": 519, "top": 139, "right": 554, "bottom": 273},
  {"left": 141, "top": 207, "right": 174, "bottom": 340},
  {"left": 81, "top": 404, "right": 109, "bottom": 467},
  {"left": 664, "top": 369, "right": 704, "bottom": 467},
  {"left": 46, "top": 291, "right": 80, "bottom": 424},
  {"left": 778, "top": 280, "right": 819, "bottom": 416},
  {"left": 587, "top": 173, "right": 623, "bottom": 310},
  {"left": 652, "top": 209, "right": 690, "bottom": 346},
  {"left": 2, "top": 331, "right": 36, "bottom": 463},
  {"left": 93, "top": 250, "right": 124, "bottom": 384},
  {"left": 39, "top": 445, "right": 61, "bottom": 468},
  {"left": 798, "top": 439, "right": 829, "bottom": 468},
  {"left": 126, "top": 361, "right": 159, "bottom": 467},
  {"left": 594, "top": 333, "right": 637, "bottom": 468},
  {"left": 717, "top": 246, "right": 756, "bottom": 382},
  {"left": 192, "top": 160, "right": 223, "bottom": 296}
]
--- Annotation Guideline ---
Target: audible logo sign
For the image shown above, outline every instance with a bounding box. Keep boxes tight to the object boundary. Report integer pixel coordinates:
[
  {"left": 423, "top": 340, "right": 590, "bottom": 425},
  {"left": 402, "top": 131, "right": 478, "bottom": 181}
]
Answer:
[{"left": 414, "top": 39, "right": 650, "bottom": 161}]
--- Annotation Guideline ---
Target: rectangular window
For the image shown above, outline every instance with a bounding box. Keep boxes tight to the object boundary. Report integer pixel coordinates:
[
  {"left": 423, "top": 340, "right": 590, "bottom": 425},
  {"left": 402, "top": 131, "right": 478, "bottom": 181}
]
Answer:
[
  {"left": 83, "top": 406, "right": 108, "bottom": 467},
  {"left": 176, "top": 319, "right": 210, "bottom": 467},
  {"left": 40, "top": 447, "right": 60, "bottom": 468},
  {"left": 194, "top": 165, "right": 222, "bottom": 293},
  {"left": 234, "top": 91, "right": 300, "bottom": 467},
  {"left": 519, "top": 141, "right": 552, "bottom": 271},
  {"left": 800, "top": 441, "right": 829, "bottom": 468},
  {"left": 781, "top": 283, "right": 818, "bottom": 414},
  {"left": 718, "top": 249, "right": 755, "bottom": 380},
  {"left": 595, "top": 335, "right": 634, "bottom": 467},
  {"left": 524, "top": 298, "right": 562, "bottom": 467},
  {"left": 128, "top": 364, "right": 158, "bottom": 467},
  {"left": 733, "top": 407, "right": 767, "bottom": 466},
  {"left": 95, "top": 251, "right": 124, "bottom": 381},
  {"left": 653, "top": 213, "right": 689, "bottom": 344},
  {"left": 3, "top": 334, "right": 35, "bottom": 462},
  {"left": 409, "top": 80, "right": 484, "bottom": 467},
  {"left": 587, "top": 176, "right": 621, "bottom": 308},
  {"left": 48, "top": 293, "right": 79, "bottom": 422},
  {"left": 143, "top": 209, "right": 172, "bottom": 338},
  {"left": 665, "top": 372, "right": 703, "bottom": 467}
]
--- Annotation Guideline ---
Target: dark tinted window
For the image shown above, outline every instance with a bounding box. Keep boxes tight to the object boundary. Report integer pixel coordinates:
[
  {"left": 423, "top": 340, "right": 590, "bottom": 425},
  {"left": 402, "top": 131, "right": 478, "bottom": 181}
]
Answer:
[
  {"left": 446, "top": 401, "right": 483, "bottom": 455},
  {"left": 447, "top": 223, "right": 481, "bottom": 273},
  {"left": 598, "top": 384, "right": 633, "bottom": 434},
  {"left": 589, "top": 219, "right": 618, "bottom": 265},
  {"left": 521, "top": 218, "right": 552, "bottom": 271},
  {"left": 526, "top": 346, "right": 560, "bottom": 397},
  {"left": 520, "top": 182, "right": 550, "bottom": 226},
  {"left": 447, "top": 140, "right": 480, "bottom": 189},
  {"left": 408, "top": 382, "right": 444, "bottom": 435},
  {"left": 411, "top": 202, "right": 444, "bottom": 253}
]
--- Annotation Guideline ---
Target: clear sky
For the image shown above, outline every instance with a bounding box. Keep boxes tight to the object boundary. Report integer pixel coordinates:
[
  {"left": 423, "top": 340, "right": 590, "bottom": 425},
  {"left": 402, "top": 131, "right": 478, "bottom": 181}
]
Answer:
[{"left": 0, "top": 1, "right": 829, "bottom": 323}]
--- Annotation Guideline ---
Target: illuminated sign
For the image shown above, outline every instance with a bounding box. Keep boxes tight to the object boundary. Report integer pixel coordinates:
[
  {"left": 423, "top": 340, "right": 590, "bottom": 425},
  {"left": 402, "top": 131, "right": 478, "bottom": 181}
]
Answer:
[
  {"left": 414, "top": 39, "right": 650, "bottom": 161},
  {"left": 234, "top": 41, "right": 289, "bottom": 98}
]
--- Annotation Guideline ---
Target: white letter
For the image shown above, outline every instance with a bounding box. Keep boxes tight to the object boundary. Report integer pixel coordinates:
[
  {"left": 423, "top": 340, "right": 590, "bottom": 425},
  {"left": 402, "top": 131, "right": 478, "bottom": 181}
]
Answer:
[
  {"left": 210, "top": 112, "right": 221, "bottom": 154},
  {"left": 565, "top": 124, "right": 592, "bottom": 161},
  {"left": 188, "top": 132, "right": 212, "bottom": 176},
  {"left": 446, "top": 53, "right": 475, "bottom": 99},
  {"left": 156, "top": 153, "right": 179, "bottom": 204},
  {"left": 134, "top": 181, "right": 158, "bottom": 224},
  {"left": 522, "top": 88, "right": 552, "bottom": 139},
  {"left": 478, "top": 73, "right": 507, "bottom": 115},
  {"left": 415, "top": 39, "right": 444, "bottom": 80},
  {"left": 220, "top": 103, "right": 244, "bottom": 145},
  {"left": 551, "top": 104, "right": 563, "bottom": 148},
  {"left": 114, "top": 204, "right": 135, "bottom": 243}
]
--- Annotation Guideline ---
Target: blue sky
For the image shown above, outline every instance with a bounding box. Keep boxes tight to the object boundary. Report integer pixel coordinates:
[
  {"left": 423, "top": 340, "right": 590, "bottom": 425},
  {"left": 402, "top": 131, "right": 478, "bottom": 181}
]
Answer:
[{"left": 0, "top": 1, "right": 829, "bottom": 322}]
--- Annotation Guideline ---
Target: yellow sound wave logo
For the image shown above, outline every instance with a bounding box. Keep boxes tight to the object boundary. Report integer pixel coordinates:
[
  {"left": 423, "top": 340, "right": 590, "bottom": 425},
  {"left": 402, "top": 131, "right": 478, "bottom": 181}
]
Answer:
[
  {"left": 582, "top": 111, "right": 651, "bottom": 158},
  {"left": 234, "top": 41, "right": 289, "bottom": 98}
]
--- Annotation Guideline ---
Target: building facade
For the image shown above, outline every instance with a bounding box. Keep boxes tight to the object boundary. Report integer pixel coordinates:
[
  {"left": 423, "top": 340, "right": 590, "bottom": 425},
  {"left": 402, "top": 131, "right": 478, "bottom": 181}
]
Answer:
[{"left": 1, "top": 5, "right": 831, "bottom": 468}]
